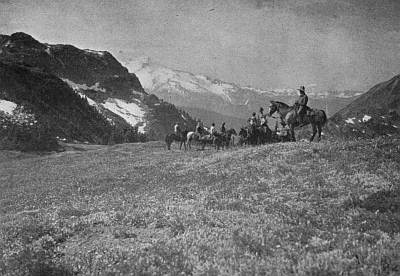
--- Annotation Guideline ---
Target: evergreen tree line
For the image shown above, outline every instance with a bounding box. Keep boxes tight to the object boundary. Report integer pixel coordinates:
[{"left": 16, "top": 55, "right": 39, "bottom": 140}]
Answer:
[{"left": 0, "top": 109, "right": 60, "bottom": 152}]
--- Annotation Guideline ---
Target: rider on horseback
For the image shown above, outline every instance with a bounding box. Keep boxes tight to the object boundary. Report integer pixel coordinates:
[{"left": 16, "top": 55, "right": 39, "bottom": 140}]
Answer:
[
  {"left": 220, "top": 122, "right": 226, "bottom": 133},
  {"left": 196, "top": 120, "right": 203, "bottom": 140},
  {"left": 209, "top": 123, "right": 216, "bottom": 139},
  {"left": 249, "top": 112, "right": 258, "bottom": 126},
  {"left": 259, "top": 107, "right": 268, "bottom": 126},
  {"left": 174, "top": 122, "right": 181, "bottom": 135},
  {"left": 295, "top": 86, "right": 308, "bottom": 125}
]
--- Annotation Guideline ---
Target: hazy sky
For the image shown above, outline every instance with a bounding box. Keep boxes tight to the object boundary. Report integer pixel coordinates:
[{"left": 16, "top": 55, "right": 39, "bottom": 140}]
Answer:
[{"left": 1, "top": 0, "right": 399, "bottom": 92}]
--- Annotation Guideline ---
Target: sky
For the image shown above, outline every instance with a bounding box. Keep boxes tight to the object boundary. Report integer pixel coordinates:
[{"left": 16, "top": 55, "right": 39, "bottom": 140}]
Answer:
[{"left": 1, "top": 0, "right": 399, "bottom": 92}]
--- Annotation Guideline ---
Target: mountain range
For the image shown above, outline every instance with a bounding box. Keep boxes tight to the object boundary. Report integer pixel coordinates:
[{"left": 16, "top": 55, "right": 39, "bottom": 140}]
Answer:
[
  {"left": 127, "top": 60, "right": 363, "bottom": 130},
  {"left": 0, "top": 32, "right": 196, "bottom": 145},
  {"left": 1, "top": 32, "right": 398, "bottom": 149}
]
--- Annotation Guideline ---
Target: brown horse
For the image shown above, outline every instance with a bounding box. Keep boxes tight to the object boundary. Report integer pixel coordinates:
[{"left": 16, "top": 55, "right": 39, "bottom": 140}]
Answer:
[
  {"left": 238, "top": 125, "right": 259, "bottom": 146},
  {"left": 238, "top": 127, "right": 250, "bottom": 145},
  {"left": 267, "top": 101, "right": 327, "bottom": 142},
  {"left": 165, "top": 130, "right": 189, "bottom": 150},
  {"left": 257, "top": 125, "right": 273, "bottom": 144},
  {"left": 214, "top": 128, "right": 237, "bottom": 148}
]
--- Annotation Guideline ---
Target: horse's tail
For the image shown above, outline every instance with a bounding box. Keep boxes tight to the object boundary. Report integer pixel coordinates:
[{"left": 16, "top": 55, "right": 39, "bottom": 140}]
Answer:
[
  {"left": 165, "top": 134, "right": 172, "bottom": 150},
  {"left": 321, "top": 110, "right": 328, "bottom": 125}
]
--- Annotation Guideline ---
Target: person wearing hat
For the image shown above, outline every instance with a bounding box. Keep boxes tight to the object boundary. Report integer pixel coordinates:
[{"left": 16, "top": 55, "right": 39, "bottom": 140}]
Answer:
[
  {"left": 250, "top": 112, "right": 257, "bottom": 126},
  {"left": 295, "top": 86, "right": 308, "bottom": 125},
  {"left": 259, "top": 107, "right": 267, "bottom": 126},
  {"left": 196, "top": 120, "right": 203, "bottom": 139},
  {"left": 220, "top": 122, "right": 226, "bottom": 133},
  {"left": 209, "top": 123, "right": 216, "bottom": 139},
  {"left": 174, "top": 122, "right": 181, "bottom": 135}
]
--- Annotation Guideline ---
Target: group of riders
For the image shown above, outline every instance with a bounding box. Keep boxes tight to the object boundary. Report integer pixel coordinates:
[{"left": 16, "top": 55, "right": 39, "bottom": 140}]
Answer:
[
  {"left": 174, "top": 120, "right": 222, "bottom": 140},
  {"left": 173, "top": 85, "right": 309, "bottom": 142}
]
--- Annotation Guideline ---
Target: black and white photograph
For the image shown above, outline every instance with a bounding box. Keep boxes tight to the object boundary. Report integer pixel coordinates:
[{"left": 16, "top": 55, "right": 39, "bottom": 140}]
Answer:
[{"left": 1, "top": 0, "right": 399, "bottom": 275}]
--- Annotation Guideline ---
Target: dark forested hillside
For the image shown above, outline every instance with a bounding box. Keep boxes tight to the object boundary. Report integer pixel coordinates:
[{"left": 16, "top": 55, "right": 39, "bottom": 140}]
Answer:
[
  {"left": 0, "top": 32, "right": 196, "bottom": 148},
  {"left": 0, "top": 61, "right": 114, "bottom": 144}
]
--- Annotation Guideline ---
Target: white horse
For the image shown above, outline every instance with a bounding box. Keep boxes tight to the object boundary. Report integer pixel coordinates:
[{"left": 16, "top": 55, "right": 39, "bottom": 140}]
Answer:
[
  {"left": 230, "top": 134, "right": 242, "bottom": 146},
  {"left": 186, "top": 131, "right": 196, "bottom": 149},
  {"left": 187, "top": 126, "right": 212, "bottom": 149}
]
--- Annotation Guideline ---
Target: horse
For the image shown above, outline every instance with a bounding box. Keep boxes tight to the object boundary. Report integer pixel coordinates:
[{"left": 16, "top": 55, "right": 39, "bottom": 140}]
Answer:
[
  {"left": 165, "top": 130, "right": 189, "bottom": 150},
  {"left": 185, "top": 131, "right": 220, "bottom": 150},
  {"left": 256, "top": 125, "right": 273, "bottom": 145},
  {"left": 267, "top": 100, "right": 327, "bottom": 142},
  {"left": 194, "top": 134, "right": 224, "bottom": 150},
  {"left": 227, "top": 128, "right": 237, "bottom": 136},
  {"left": 238, "top": 127, "right": 250, "bottom": 145},
  {"left": 214, "top": 128, "right": 237, "bottom": 148},
  {"left": 239, "top": 125, "right": 258, "bottom": 146},
  {"left": 248, "top": 125, "right": 260, "bottom": 145},
  {"left": 186, "top": 131, "right": 196, "bottom": 149},
  {"left": 230, "top": 134, "right": 242, "bottom": 146}
]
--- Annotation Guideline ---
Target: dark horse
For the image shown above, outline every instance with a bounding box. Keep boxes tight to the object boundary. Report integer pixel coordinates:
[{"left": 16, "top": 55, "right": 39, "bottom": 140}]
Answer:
[
  {"left": 257, "top": 124, "right": 273, "bottom": 145},
  {"left": 238, "top": 127, "right": 251, "bottom": 145},
  {"left": 268, "top": 101, "right": 327, "bottom": 142},
  {"left": 214, "top": 128, "right": 237, "bottom": 148},
  {"left": 165, "top": 130, "right": 189, "bottom": 150},
  {"left": 239, "top": 126, "right": 259, "bottom": 146}
]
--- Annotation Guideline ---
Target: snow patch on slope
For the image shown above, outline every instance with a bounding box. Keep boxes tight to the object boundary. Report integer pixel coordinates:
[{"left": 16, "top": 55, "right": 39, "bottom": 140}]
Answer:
[
  {"left": 84, "top": 49, "right": 105, "bottom": 57},
  {"left": 0, "top": 99, "right": 17, "bottom": 114},
  {"left": 102, "top": 98, "right": 146, "bottom": 132},
  {"left": 77, "top": 93, "right": 97, "bottom": 106},
  {"left": 63, "top": 79, "right": 106, "bottom": 92},
  {"left": 362, "top": 115, "right": 372, "bottom": 122}
]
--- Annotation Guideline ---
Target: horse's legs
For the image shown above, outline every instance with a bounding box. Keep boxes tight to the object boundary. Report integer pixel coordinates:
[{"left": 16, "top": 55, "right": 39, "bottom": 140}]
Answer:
[
  {"left": 310, "top": 124, "right": 317, "bottom": 142},
  {"left": 317, "top": 124, "right": 322, "bottom": 142},
  {"left": 290, "top": 125, "right": 296, "bottom": 142}
]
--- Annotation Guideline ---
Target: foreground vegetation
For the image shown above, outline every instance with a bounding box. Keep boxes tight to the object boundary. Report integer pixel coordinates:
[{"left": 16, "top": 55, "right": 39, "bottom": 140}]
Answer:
[{"left": 1, "top": 137, "right": 400, "bottom": 275}]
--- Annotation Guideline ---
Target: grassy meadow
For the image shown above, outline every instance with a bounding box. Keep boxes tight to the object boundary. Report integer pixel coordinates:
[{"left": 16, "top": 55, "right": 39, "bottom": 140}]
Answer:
[{"left": 1, "top": 138, "right": 400, "bottom": 275}]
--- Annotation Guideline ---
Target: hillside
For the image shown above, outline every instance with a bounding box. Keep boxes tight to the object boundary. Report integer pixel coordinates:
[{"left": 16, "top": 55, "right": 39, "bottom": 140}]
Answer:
[
  {"left": 329, "top": 74, "right": 400, "bottom": 138},
  {"left": 0, "top": 32, "right": 196, "bottom": 145},
  {"left": 1, "top": 138, "right": 399, "bottom": 275},
  {"left": 333, "top": 74, "right": 400, "bottom": 119},
  {"left": 0, "top": 61, "right": 114, "bottom": 144}
]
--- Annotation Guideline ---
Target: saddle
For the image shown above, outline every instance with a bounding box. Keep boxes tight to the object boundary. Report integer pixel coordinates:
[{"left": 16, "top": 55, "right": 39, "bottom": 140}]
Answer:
[
  {"left": 305, "top": 107, "right": 315, "bottom": 117},
  {"left": 295, "top": 105, "right": 314, "bottom": 117}
]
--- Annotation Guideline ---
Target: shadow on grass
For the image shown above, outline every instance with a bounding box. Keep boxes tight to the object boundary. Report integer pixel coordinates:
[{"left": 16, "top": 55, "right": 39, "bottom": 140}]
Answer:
[
  {"left": 29, "top": 264, "right": 73, "bottom": 276},
  {"left": 343, "top": 189, "right": 400, "bottom": 235},
  {"left": 361, "top": 190, "right": 400, "bottom": 214}
]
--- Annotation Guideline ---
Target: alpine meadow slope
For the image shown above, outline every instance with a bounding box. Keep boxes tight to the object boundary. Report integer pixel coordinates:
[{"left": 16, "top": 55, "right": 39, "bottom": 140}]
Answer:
[{"left": 1, "top": 138, "right": 399, "bottom": 275}]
